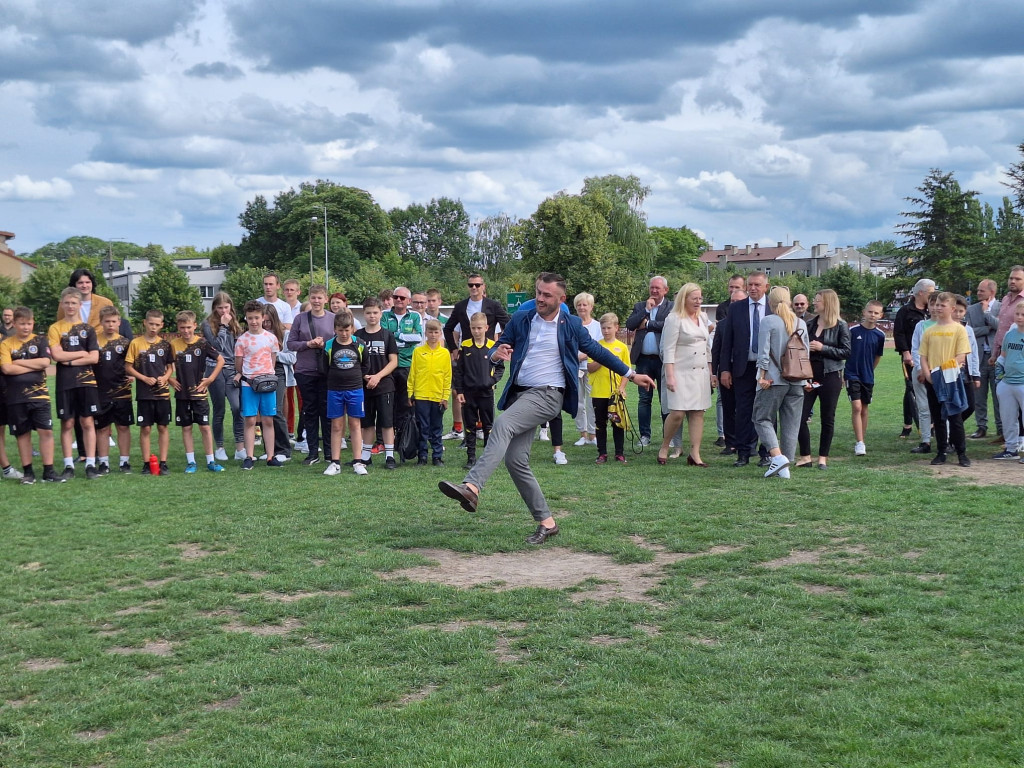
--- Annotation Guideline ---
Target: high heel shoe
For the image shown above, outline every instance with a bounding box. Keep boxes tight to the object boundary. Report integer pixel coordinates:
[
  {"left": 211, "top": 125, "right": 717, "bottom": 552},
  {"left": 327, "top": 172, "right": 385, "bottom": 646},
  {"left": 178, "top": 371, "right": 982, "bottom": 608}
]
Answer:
[
  {"left": 687, "top": 455, "right": 709, "bottom": 468},
  {"left": 657, "top": 452, "right": 668, "bottom": 465}
]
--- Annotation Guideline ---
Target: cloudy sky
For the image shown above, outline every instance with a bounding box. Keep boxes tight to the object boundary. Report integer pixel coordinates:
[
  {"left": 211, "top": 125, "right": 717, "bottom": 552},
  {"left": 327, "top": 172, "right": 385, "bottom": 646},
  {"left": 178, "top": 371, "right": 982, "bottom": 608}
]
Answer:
[{"left": 2, "top": 0, "right": 1022, "bottom": 257}]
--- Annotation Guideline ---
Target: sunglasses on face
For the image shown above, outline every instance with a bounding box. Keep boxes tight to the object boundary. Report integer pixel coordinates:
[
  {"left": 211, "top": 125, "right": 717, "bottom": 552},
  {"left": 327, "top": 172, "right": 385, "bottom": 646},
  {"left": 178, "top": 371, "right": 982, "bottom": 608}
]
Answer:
[{"left": 468, "top": 283, "right": 483, "bottom": 288}]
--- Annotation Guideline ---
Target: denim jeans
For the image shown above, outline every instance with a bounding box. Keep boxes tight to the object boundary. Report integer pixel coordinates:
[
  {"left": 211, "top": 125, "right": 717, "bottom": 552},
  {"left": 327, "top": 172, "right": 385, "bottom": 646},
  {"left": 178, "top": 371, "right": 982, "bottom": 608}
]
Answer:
[{"left": 635, "top": 354, "right": 664, "bottom": 439}]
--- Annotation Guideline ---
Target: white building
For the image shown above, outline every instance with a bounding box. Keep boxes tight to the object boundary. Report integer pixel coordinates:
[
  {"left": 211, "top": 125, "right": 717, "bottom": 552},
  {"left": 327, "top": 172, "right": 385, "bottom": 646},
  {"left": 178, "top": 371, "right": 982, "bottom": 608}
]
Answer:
[{"left": 104, "top": 258, "right": 228, "bottom": 315}]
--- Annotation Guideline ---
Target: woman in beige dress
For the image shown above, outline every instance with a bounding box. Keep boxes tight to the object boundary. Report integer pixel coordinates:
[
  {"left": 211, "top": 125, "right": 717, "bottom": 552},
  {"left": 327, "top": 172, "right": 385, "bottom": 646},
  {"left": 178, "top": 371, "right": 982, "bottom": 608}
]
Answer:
[{"left": 658, "top": 282, "right": 713, "bottom": 466}]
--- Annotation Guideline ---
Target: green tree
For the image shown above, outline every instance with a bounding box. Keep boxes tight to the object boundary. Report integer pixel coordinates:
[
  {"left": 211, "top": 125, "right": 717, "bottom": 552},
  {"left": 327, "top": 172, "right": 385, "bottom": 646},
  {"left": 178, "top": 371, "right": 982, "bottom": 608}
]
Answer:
[
  {"left": 818, "top": 264, "right": 873, "bottom": 321},
  {"left": 18, "top": 264, "right": 75, "bottom": 328},
  {"left": 130, "top": 257, "right": 203, "bottom": 328},
  {"left": 650, "top": 226, "right": 707, "bottom": 275},
  {"left": 390, "top": 197, "right": 472, "bottom": 275},
  {"left": 581, "top": 174, "right": 656, "bottom": 276},
  {"left": 0, "top": 275, "right": 18, "bottom": 309},
  {"left": 897, "top": 169, "right": 983, "bottom": 293},
  {"left": 219, "top": 266, "right": 266, "bottom": 307},
  {"left": 1004, "top": 141, "right": 1024, "bottom": 213},
  {"left": 207, "top": 243, "right": 238, "bottom": 266},
  {"left": 990, "top": 196, "right": 1024, "bottom": 279},
  {"left": 27, "top": 236, "right": 143, "bottom": 266}
]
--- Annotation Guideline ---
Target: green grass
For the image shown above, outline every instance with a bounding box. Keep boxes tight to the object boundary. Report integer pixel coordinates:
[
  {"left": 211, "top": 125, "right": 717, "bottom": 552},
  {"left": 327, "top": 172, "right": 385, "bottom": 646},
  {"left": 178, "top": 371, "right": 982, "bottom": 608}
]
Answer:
[{"left": 2, "top": 356, "right": 1023, "bottom": 767}]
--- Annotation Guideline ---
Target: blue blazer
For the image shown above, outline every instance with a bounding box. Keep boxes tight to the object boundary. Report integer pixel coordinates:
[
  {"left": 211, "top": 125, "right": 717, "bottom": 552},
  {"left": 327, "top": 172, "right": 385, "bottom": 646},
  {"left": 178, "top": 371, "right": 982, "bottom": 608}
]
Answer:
[
  {"left": 719, "top": 297, "right": 774, "bottom": 379},
  {"left": 495, "top": 307, "right": 629, "bottom": 416}
]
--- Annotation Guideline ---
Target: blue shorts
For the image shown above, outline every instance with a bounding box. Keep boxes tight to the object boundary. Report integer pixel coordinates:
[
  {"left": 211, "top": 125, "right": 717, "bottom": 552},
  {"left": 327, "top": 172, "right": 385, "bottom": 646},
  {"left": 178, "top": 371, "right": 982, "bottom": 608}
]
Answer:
[
  {"left": 241, "top": 385, "right": 277, "bottom": 417},
  {"left": 327, "top": 388, "right": 365, "bottom": 420}
]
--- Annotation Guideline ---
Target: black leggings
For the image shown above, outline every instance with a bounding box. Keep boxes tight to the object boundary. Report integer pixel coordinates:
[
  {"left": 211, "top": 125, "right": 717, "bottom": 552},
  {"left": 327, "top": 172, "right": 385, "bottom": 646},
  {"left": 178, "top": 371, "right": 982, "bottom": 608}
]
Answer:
[
  {"left": 593, "top": 397, "right": 625, "bottom": 456},
  {"left": 903, "top": 361, "right": 918, "bottom": 427},
  {"left": 798, "top": 370, "right": 842, "bottom": 456},
  {"left": 925, "top": 379, "right": 966, "bottom": 455}
]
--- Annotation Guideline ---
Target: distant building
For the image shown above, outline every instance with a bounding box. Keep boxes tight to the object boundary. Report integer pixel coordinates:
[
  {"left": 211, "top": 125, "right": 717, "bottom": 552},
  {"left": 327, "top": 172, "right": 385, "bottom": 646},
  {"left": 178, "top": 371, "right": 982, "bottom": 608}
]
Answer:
[
  {"left": 699, "top": 241, "right": 875, "bottom": 278},
  {"left": 0, "top": 230, "right": 38, "bottom": 283},
  {"left": 104, "top": 257, "right": 228, "bottom": 315}
]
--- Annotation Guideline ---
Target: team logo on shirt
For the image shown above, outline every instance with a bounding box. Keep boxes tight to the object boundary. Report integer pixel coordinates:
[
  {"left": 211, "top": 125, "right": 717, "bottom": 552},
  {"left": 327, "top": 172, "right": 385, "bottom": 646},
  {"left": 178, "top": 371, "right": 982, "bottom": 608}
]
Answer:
[
  {"left": 115, "top": 345, "right": 124, "bottom": 354},
  {"left": 28, "top": 345, "right": 38, "bottom": 355},
  {"left": 157, "top": 348, "right": 165, "bottom": 356},
  {"left": 79, "top": 329, "right": 89, "bottom": 338}
]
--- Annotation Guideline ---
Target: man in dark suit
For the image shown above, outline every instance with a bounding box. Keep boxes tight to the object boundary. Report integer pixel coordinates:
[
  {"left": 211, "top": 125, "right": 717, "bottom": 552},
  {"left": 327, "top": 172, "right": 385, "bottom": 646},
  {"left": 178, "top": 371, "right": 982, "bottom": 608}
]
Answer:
[
  {"left": 625, "top": 276, "right": 673, "bottom": 445},
  {"left": 712, "top": 275, "right": 747, "bottom": 453},
  {"left": 718, "top": 272, "right": 772, "bottom": 466},
  {"left": 444, "top": 274, "right": 510, "bottom": 355}
]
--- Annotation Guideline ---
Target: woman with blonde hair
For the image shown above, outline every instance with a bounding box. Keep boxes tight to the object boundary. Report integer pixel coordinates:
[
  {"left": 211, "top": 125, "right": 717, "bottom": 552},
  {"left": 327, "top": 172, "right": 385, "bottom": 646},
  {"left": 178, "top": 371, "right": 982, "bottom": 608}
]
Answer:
[
  {"left": 658, "top": 282, "right": 713, "bottom": 465},
  {"left": 753, "top": 286, "right": 810, "bottom": 479},
  {"left": 203, "top": 292, "right": 245, "bottom": 461},
  {"left": 572, "top": 292, "right": 601, "bottom": 446},
  {"left": 796, "top": 288, "right": 850, "bottom": 469}
]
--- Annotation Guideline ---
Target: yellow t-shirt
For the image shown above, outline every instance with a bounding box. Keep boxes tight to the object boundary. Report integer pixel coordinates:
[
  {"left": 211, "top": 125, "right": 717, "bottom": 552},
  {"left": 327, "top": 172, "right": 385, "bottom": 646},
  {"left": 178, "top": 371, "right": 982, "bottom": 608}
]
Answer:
[
  {"left": 919, "top": 323, "right": 970, "bottom": 370},
  {"left": 589, "top": 339, "right": 630, "bottom": 399}
]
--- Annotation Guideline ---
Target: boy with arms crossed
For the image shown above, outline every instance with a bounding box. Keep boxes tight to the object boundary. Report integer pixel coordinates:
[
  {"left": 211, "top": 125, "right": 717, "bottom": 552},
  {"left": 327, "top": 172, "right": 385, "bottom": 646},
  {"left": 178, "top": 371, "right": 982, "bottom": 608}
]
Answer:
[
  {"left": 355, "top": 297, "right": 399, "bottom": 470},
  {"left": 126, "top": 309, "right": 174, "bottom": 475},
  {"left": 846, "top": 300, "right": 886, "bottom": 456},
  {"left": 323, "top": 311, "right": 368, "bottom": 476},
  {"left": 453, "top": 312, "right": 504, "bottom": 469},
  {"left": 0, "top": 307, "right": 63, "bottom": 483},
  {"left": 94, "top": 305, "right": 134, "bottom": 473},
  {"left": 171, "top": 311, "right": 225, "bottom": 473},
  {"left": 49, "top": 287, "right": 101, "bottom": 480}
]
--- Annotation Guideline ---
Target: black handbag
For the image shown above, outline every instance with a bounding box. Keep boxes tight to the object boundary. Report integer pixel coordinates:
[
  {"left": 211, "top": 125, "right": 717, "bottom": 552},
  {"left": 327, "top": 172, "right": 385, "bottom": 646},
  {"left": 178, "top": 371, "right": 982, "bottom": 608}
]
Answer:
[
  {"left": 245, "top": 374, "right": 278, "bottom": 393},
  {"left": 396, "top": 413, "right": 420, "bottom": 462}
]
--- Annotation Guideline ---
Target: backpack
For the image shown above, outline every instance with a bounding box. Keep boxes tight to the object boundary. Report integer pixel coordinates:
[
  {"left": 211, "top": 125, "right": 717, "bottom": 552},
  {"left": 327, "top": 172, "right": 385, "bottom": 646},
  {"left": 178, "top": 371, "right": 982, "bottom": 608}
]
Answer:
[{"left": 773, "top": 328, "right": 813, "bottom": 382}]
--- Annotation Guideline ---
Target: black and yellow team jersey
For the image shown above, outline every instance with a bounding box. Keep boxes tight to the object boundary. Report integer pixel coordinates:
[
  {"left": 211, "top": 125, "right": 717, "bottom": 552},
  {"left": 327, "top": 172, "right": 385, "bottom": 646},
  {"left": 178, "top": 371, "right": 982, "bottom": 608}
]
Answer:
[
  {"left": 96, "top": 333, "right": 133, "bottom": 401},
  {"left": 170, "top": 336, "right": 219, "bottom": 400},
  {"left": 125, "top": 336, "right": 173, "bottom": 400},
  {"left": 0, "top": 334, "right": 51, "bottom": 404},
  {"left": 48, "top": 319, "right": 99, "bottom": 391}
]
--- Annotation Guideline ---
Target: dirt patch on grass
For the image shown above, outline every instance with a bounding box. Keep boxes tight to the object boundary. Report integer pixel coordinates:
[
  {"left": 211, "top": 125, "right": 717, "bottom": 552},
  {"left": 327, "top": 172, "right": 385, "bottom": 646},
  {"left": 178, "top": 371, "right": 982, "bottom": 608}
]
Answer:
[
  {"left": 107, "top": 640, "right": 175, "bottom": 656},
  {"left": 20, "top": 658, "right": 67, "bottom": 672},
  {"left": 115, "top": 577, "right": 176, "bottom": 592},
  {"left": 761, "top": 542, "right": 869, "bottom": 571},
  {"left": 114, "top": 600, "right": 164, "bottom": 616},
  {"left": 198, "top": 609, "right": 240, "bottom": 619},
  {"left": 903, "top": 550, "right": 924, "bottom": 559},
  {"left": 204, "top": 694, "right": 243, "bottom": 712},
  {"left": 221, "top": 617, "right": 304, "bottom": 636},
  {"left": 148, "top": 729, "right": 191, "bottom": 746},
  {"left": 588, "top": 635, "right": 630, "bottom": 645},
  {"left": 75, "top": 729, "right": 111, "bottom": 742},
  {"left": 413, "top": 620, "right": 529, "bottom": 662},
  {"left": 916, "top": 573, "right": 946, "bottom": 582},
  {"left": 252, "top": 590, "right": 351, "bottom": 602},
  {"left": 304, "top": 639, "right": 334, "bottom": 651},
  {"left": 6, "top": 698, "right": 31, "bottom": 708},
  {"left": 386, "top": 539, "right": 742, "bottom": 604},
  {"left": 171, "top": 542, "right": 222, "bottom": 560},
  {"left": 800, "top": 584, "right": 847, "bottom": 595},
  {"left": 688, "top": 636, "right": 720, "bottom": 647},
  {"left": 930, "top": 460, "right": 1022, "bottom": 485},
  {"left": 18, "top": 561, "right": 43, "bottom": 571},
  {"left": 395, "top": 684, "right": 438, "bottom": 706}
]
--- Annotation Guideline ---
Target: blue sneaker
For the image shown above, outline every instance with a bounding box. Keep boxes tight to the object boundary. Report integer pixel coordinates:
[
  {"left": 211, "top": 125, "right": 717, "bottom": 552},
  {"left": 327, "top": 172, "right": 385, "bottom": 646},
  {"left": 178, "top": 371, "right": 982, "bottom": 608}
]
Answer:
[
  {"left": 207, "top": 461, "right": 224, "bottom": 472},
  {"left": 185, "top": 462, "right": 198, "bottom": 474}
]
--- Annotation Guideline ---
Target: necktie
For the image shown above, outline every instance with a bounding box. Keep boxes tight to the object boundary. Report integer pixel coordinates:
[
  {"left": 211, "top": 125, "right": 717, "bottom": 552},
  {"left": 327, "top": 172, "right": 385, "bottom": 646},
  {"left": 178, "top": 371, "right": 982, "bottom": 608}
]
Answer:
[{"left": 750, "top": 301, "right": 760, "bottom": 353}]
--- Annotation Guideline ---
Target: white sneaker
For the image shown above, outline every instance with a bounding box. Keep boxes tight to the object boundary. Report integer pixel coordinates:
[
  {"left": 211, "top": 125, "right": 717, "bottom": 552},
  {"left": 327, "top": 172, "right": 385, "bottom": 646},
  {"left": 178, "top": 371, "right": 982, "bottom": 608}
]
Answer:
[
  {"left": 3, "top": 465, "right": 24, "bottom": 480},
  {"left": 214, "top": 447, "right": 229, "bottom": 461},
  {"left": 442, "top": 430, "right": 463, "bottom": 441},
  {"left": 340, "top": 437, "right": 347, "bottom": 450},
  {"left": 574, "top": 437, "right": 588, "bottom": 446},
  {"left": 553, "top": 450, "right": 568, "bottom": 465},
  {"left": 669, "top": 437, "right": 680, "bottom": 449},
  {"left": 476, "top": 429, "right": 484, "bottom": 439},
  {"left": 257, "top": 453, "right": 268, "bottom": 461},
  {"left": 538, "top": 428, "right": 550, "bottom": 442},
  {"left": 294, "top": 440, "right": 309, "bottom": 454},
  {"left": 586, "top": 438, "right": 598, "bottom": 446},
  {"left": 777, "top": 466, "right": 791, "bottom": 480},
  {"left": 323, "top": 462, "right": 341, "bottom": 476},
  {"left": 854, "top": 441, "right": 867, "bottom": 456},
  {"left": 353, "top": 462, "right": 368, "bottom": 475},
  {"left": 234, "top": 449, "right": 247, "bottom": 461},
  {"left": 274, "top": 454, "right": 289, "bottom": 463},
  {"left": 764, "top": 455, "right": 790, "bottom": 478}
]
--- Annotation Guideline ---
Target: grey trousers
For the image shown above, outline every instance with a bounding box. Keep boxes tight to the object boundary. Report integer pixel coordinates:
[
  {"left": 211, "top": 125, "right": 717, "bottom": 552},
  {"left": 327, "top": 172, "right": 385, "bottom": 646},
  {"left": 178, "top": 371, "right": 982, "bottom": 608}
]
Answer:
[
  {"left": 912, "top": 367, "right": 932, "bottom": 444},
  {"left": 753, "top": 382, "right": 804, "bottom": 461},
  {"left": 464, "top": 386, "right": 564, "bottom": 523},
  {"left": 976, "top": 355, "right": 1002, "bottom": 433}
]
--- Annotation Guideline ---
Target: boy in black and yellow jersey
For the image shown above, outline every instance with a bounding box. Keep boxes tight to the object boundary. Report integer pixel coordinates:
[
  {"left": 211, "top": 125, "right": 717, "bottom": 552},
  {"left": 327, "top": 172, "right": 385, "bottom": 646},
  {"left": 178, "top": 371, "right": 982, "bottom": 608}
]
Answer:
[
  {"left": 453, "top": 312, "right": 505, "bottom": 469},
  {"left": 95, "top": 304, "right": 134, "bottom": 474},
  {"left": 125, "top": 310, "right": 174, "bottom": 475},
  {"left": 48, "top": 287, "right": 101, "bottom": 480},
  {"left": 170, "top": 311, "right": 225, "bottom": 473},
  {"left": 0, "top": 307, "right": 63, "bottom": 483}
]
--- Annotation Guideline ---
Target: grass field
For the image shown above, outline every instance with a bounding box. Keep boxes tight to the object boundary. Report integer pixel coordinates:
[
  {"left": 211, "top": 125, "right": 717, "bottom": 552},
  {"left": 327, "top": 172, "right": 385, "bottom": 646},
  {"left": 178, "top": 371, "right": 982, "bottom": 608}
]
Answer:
[{"left": 2, "top": 355, "right": 1022, "bottom": 767}]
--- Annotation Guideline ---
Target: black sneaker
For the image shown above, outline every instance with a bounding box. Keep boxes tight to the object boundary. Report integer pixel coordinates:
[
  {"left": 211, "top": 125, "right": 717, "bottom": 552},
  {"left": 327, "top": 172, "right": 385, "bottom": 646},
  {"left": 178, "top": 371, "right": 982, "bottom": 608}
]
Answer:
[
  {"left": 432, "top": 457, "right": 444, "bottom": 466},
  {"left": 97, "top": 463, "right": 110, "bottom": 476},
  {"left": 42, "top": 468, "right": 66, "bottom": 483},
  {"left": 463, "top": 458, "right": 476, "bottom": 470},
  {"left": 302, "top": 454, "right": 321, "bottom": 466},
  {"left": 345, "top": 457, "right": 372, "bottom": 466},
  {"left": 21, "top": 473, "right": 36, "bottom": 485},
  {"left": 930, "top": 453, "right": 947, "bottom": 465},
  {"left": 714, "top": 436, "right": 727, "bottom": 447},
  {"left": 384, "top": 456, "right": 397, "bottom": 470},
  {"left": 85, "top": 465, "right": 99, "bottom": 480},
  {"left": 910, "top": 442, "right": 932, "bottom": 454},
  {"left": 159, "top": 461, "right": 170, "bottom": 476},
  {"left": 992, "top": 450, "right": 1018, "bottom": 460},
  {"left": 899, "top": 426, "right": 913, "bottom": 438},
  {"left": 141, "top": 463, "right": 151, "bottom": 475},
  {"left": 416, "top": 458, "right": 428, "bottom": 466},
  {"left": 120, "top": 462, "right": 132, "bottom": 474},
  {"left": 958, "top": 453, "right": 971, "bottom": 467},
  {"left": 266, "top": 457, "right": 284, "bottom": 467},
  {"left": 241, "top": 457, "right": 255, "bottom": 471},
  {"left": 61, "top": 466, "right": 75, "bottom": 481}
]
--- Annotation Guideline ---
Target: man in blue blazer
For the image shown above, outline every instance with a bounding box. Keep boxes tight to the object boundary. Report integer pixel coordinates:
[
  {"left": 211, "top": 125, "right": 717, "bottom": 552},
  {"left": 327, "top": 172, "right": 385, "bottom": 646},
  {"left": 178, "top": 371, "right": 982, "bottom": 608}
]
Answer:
[
  {"left": 439, "top": 273, "right": 655, "bottom": 544},
  {"left": 718, "top": 272, "right": 772, "bottom": 466}
]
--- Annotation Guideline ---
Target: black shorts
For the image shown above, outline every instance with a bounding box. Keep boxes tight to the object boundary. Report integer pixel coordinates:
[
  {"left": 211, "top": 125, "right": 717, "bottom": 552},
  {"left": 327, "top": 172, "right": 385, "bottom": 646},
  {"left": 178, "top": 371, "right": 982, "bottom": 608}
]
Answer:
[
  {"left": 175, "top": 398, "right": 210, "bottom": 427},
  {"left": 8, "top": 401, "right": 53, "bottom": 436},
  {"left": 0, "top": 397, "right": 7, "bottom": 426},
  {"left": 846, "top": 380, "right": 874, "bottom": 405},
  {"left": 95, "top": 399, "right": 134, "bottom": 429},
  {"left": 363, "top": 391, "right": 395, "bottom": 430},
  {"left": 136, "top": 399, "right": 172, "bottom": 427},
  {"left": 56, "top": 387, "right": 101, "bottom": 421}
]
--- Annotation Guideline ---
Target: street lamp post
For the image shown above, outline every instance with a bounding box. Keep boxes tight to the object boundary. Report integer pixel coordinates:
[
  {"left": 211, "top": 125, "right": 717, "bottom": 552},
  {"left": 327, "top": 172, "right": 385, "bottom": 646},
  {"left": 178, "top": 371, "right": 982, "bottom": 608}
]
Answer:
[{"left": 322, "top": 205, "right": 329, "bottom": 292}]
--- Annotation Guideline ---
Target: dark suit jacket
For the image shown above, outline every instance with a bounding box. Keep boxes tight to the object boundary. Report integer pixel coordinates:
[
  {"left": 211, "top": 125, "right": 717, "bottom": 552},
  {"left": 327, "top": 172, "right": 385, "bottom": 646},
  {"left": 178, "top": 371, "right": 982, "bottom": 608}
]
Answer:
[
  {"left": 719, "top": 297, "right": 774, "bottom": 379},
  {"left": 444, "top": 296, "right": 510, "bottom": 352},
  {"left": 625, "top": 299, "right": 673, "bottom": 365}
]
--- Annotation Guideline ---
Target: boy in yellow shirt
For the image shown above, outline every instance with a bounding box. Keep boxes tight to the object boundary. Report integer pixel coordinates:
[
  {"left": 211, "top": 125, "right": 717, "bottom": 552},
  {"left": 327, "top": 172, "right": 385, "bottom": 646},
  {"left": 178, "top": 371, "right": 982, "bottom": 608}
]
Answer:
[
  {"left": 918, "top": 291, "right": 972, "bottom": 467},
  {"left": 587, "top": 313, "right": 631, "bottom": 463},
  {"left": 409, "top": 319, "right": 452, "bottom": 466}
]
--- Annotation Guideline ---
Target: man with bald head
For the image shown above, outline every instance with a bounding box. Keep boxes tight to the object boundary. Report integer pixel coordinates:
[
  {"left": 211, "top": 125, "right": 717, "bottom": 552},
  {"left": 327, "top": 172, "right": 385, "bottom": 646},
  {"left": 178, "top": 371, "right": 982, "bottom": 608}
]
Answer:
[
  {"left": 625, "top": 275, "right": 673, "bottom": 445},
  {"left": 966, "top": 278, "right": 1001, "bottom": 438},
  {"left": 792, "top": 294, "right": 811, "bottom": 320}
]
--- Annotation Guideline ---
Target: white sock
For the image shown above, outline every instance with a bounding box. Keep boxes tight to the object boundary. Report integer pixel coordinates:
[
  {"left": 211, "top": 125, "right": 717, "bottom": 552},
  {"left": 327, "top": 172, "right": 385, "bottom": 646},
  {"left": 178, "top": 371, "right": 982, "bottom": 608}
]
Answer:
[
  {"left": 64, "top": 457, "right": 74, "bottom": 468},
  {"left": 186, "top": 452, "right": 196, "bottom": 464},
  {"left": 362, "top": 444, "right": 372, "bottom": 461},
  {"left": 119, "top": 455, "right": 130, "bottom": 466},
  {"left": 99, "top": 458, "right": 109, "bottom": 467},
  {"left": 205, "top": 454, "right": 215, "bottom": 464},
  {"left": 385, "top": 444, "right": 395, "bottom": 458},
  {"left": 85, "top": 457, "right": 95, "bottom": 467}
]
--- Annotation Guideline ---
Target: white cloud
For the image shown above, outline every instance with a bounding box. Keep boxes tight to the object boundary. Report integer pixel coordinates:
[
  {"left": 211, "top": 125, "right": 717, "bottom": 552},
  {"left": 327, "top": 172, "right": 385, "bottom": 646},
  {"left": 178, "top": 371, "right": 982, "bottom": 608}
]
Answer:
[
  {"left": 748, "top": 145, "right": 811, "bottom": 178},
  {"left": 95, "top": 185, "right": 135, "bottom": 199},
  {"left": 675, "top": 171, "right": 767, "bottom": 211},
  {"left": 0, "top": 175, "right": 73, "bottom": 200},
  {"left": 70, "top": 161, "right": 161, "bottom": 182}
]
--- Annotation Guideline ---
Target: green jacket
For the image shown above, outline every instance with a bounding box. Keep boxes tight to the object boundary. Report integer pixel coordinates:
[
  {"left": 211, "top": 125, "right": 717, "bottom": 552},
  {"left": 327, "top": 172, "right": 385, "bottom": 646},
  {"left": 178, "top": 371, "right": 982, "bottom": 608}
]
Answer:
[{"left": 382, "top": 310, "right": 423, "bottom": 368}]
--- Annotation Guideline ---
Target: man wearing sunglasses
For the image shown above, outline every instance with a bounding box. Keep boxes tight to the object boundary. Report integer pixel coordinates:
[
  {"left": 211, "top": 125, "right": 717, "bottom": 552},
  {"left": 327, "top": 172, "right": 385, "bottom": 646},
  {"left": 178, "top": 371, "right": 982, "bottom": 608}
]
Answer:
[{"left": 444, "top": 275, "right": 510, "bottom": 358}]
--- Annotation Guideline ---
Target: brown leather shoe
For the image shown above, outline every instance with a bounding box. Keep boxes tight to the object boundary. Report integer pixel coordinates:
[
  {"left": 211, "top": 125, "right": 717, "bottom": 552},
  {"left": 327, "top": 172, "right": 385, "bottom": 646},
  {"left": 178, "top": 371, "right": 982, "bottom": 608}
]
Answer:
[
  {"left": 525, "top": 523, "right": 559, "bottom": 545},
  {"left": 438, "top": 480, "right": 478, "bottom": 512}
]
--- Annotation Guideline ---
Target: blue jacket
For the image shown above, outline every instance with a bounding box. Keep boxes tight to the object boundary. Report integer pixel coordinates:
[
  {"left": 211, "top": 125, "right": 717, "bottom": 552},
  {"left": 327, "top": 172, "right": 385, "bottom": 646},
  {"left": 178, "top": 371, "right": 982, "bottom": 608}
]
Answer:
[
  {"left": 495, "top": 306, "right": 630, "bottom": 415},
  {"left": 929, "top": 367, "right": 968, "bottom": 422}
]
